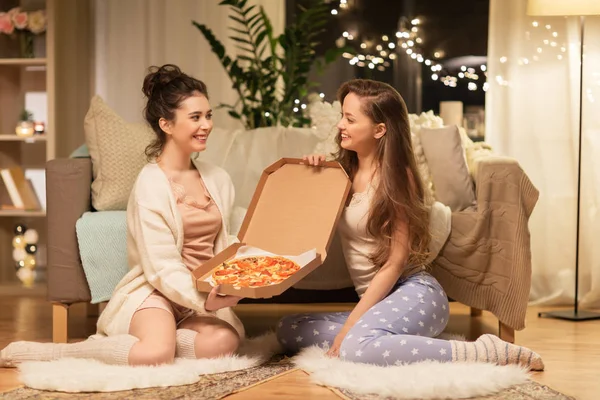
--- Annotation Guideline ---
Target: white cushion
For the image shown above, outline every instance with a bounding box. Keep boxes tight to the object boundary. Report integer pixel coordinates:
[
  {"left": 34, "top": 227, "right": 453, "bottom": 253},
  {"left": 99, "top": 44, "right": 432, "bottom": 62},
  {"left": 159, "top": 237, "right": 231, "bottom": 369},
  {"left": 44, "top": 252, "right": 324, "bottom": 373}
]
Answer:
[{"left": 199, "top": 126, "right": 322, "bottom": 209}]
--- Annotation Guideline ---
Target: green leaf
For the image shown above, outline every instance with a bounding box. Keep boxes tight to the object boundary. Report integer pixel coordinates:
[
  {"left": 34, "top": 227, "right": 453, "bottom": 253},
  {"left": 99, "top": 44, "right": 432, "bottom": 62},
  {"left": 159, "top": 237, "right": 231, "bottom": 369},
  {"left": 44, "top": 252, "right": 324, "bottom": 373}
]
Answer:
[
  {"left": 192, "top": 22, "right": 226, "bottom": 60},
  {"left": 228, "top": 15, "right": 246, "bottom": 26},
  {"left": 255, "top": 30, "right": 268, "bottom": 49},
  {"left": 230, "top": 36, "right": 253, "bottom": 45},
  {"left": 248, "top": 15, "right": 263, "bottom": 33},
  {"left": 235, "top": 45, "right": 255, "bottom": 54},
  {"left": 229, "top": 27, "right": 249, "bottom": 36},
  {"left": 237, "top": 55, "right": 254, "bottom": 62},
  {"left": 217, "top": 103, "right": 236, "bottom": 110},
  {"left": 243, "top": 4, "right": 256, "bottom": 16},
  {"left": 231, "top": 7, "right": 246, "bottom": 17}
]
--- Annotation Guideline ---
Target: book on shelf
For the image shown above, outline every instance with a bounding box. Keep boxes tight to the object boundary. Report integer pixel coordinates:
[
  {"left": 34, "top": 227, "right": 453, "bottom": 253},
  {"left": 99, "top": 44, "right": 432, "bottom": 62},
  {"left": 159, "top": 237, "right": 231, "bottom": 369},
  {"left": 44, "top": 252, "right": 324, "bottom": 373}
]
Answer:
[
  {"left": 25, "top": 168, "right": 46, "bottom": 209},
  {"left": 0, "top": 178, "right": 12, "bottom": 207},
  {"left": 0, "top": 167, "right": 43, "bottom": 211}
]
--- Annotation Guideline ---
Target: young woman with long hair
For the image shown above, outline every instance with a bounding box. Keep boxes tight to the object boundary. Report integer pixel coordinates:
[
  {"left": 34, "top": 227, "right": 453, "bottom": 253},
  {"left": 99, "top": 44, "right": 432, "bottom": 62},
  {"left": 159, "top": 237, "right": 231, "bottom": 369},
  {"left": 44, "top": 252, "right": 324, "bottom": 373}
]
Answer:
[{"left": 276, "top": 79, "right": 544, "bottom": 370}]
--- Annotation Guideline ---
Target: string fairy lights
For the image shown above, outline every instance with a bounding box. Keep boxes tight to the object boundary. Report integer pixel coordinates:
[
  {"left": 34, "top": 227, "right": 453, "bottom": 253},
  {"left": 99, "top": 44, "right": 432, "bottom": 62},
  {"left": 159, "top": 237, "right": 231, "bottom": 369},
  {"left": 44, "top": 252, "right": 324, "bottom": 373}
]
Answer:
[
  {"left": 329, "top": 0, "right": 489, "bottom": 91},
  {"left": 12, "top": 224, "right": 39, "bottom": 287},
  {"left": 492, "top": 19, "right": 570, "bottom": 90}
]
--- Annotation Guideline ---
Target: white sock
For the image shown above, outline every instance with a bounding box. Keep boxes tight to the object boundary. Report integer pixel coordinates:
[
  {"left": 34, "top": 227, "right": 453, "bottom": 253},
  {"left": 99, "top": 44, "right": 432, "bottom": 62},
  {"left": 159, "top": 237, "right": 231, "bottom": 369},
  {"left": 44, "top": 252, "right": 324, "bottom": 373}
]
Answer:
[
  {"left": 0, "top": 334, "right": 138, "bottom": 367},
  {"left": 175, "top": 329, "right": 198, "bottom": 359},
  {"left": 450, "top": 333, "right": 544, "bottom": 370}
]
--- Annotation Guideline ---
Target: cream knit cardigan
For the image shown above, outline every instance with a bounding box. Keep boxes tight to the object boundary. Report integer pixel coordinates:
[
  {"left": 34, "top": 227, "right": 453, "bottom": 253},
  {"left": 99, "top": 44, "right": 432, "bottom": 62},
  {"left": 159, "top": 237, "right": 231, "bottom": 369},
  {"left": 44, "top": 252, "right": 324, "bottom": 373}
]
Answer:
[{"left": 95, "top": 159, "right": 245, "bottom": 339}]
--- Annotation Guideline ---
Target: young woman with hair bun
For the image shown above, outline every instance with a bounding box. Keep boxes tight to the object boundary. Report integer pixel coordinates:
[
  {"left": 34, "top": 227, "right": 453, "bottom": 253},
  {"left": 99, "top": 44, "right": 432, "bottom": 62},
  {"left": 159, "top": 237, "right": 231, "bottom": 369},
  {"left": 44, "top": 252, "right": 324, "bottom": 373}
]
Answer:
[{"left": 1, "top": 64, "right": 244, "bottom": 367}]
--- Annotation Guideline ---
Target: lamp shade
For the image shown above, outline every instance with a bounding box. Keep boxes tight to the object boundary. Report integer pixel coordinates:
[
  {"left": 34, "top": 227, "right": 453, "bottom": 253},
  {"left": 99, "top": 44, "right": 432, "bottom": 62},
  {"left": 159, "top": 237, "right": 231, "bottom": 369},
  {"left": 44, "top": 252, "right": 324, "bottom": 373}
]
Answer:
[{"left": 527, "top": 0, "right": 600, "bottom": 16}]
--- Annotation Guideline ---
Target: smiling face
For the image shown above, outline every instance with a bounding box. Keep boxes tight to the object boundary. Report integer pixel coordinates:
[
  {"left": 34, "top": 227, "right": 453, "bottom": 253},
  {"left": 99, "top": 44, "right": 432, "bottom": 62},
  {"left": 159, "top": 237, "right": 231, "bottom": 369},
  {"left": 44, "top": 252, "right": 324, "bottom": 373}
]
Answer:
[
  {"left": 337, "top": 92, "right": 385, "bottom": 156},
  {"left": 159, "top": 92, "right": 213, "bottom": 154}
]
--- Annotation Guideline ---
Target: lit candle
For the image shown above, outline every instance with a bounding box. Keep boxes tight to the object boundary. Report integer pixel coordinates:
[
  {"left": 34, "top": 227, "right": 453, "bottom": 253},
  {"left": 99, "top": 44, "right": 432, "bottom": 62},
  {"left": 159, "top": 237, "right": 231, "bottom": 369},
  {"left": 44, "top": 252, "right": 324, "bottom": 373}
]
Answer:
[{"left": 34, "top": 121, "right": 45, "bottom": 134}]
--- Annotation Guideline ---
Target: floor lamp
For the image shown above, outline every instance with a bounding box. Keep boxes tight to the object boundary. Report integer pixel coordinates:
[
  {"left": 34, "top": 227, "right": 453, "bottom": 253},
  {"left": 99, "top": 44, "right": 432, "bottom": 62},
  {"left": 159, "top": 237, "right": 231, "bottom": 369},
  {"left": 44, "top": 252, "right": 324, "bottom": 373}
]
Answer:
[{"left": 527, "top": 0, "right": 600, "bottom": 321}]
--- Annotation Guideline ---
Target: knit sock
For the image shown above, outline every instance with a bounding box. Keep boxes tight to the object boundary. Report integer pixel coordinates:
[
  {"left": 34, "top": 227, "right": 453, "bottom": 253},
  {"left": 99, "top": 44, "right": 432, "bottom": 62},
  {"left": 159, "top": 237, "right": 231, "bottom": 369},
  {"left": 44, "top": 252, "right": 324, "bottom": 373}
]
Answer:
[
  {"left": 0, "top": 334, "right": 138, "bottom": 367},
  {"left": 450, "top": 333, "right": 544, "bottom": 370},
  {"left": 175, "top": 329, "right": 198, "bottom": 359}
]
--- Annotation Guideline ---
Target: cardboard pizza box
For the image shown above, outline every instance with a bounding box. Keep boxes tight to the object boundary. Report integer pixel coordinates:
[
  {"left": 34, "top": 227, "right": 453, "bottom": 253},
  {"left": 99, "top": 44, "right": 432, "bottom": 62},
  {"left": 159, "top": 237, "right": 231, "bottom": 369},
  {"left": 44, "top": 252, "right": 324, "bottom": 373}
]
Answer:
[{"left": 192, "top": 158, "right": 351, "bottom": 298}]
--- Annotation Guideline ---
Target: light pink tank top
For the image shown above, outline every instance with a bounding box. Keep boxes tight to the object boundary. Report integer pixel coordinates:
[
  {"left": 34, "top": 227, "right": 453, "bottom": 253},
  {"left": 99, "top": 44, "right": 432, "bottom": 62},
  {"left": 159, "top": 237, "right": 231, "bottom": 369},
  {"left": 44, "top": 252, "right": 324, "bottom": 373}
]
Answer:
[{"left": 168, "top": 176, "right": 222, "bottom": 271}]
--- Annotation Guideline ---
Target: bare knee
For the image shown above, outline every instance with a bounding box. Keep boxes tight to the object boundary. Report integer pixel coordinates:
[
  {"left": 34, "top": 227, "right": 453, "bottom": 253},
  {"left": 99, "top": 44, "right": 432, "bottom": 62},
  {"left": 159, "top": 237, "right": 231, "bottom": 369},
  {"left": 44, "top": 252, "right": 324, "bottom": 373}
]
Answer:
[
  {"left": 130, "top": 342, "right": 175, "bottom": 366},
  {"left": 210, "top": 327, "right": 241, "bottom": 357},
  {"left": 194, "top": 327, "right": 240, "bottom": 358}
]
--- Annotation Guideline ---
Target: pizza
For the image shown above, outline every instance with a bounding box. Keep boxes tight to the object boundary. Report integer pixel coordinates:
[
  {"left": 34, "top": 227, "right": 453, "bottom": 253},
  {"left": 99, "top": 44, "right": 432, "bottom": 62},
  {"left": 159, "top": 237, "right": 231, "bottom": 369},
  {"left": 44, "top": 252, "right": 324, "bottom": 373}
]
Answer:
[{"left": 211, "top": 255, "right": 301, "bottom": 288}]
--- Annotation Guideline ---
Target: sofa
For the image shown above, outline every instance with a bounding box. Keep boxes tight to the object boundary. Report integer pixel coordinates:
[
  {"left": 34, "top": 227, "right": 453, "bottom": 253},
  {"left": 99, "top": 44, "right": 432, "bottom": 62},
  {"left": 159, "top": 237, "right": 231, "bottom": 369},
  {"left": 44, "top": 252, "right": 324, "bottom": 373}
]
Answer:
[{"left": 45, "top": 96, "right": 539, "bottom": 344}]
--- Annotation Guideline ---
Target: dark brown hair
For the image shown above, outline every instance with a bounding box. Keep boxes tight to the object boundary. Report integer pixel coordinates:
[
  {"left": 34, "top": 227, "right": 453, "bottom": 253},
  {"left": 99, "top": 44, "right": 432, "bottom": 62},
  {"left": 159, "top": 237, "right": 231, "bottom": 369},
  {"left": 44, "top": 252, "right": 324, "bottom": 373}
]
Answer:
[
  {"left": 142, "top": 64, "right": 209, "bottom": 161},
  {"left": 335, "top": 79, "right": 430, "bottom": 268}
]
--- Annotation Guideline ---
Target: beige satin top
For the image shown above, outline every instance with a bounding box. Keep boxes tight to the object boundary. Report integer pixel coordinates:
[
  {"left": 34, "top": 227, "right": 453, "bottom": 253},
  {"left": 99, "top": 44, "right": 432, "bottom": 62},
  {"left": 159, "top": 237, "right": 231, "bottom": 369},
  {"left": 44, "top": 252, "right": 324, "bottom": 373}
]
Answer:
[{"left": 168, "top": 176, "right": 222, "bottom": 271}]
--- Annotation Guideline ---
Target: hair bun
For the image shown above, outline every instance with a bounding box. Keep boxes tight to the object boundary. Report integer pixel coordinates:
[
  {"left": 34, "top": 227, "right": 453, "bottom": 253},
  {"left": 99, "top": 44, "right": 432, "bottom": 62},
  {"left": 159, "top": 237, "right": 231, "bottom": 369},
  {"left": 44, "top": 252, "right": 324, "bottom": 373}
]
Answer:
[{"left": 142, "top": 64, "right": 184, "bottom": 98}]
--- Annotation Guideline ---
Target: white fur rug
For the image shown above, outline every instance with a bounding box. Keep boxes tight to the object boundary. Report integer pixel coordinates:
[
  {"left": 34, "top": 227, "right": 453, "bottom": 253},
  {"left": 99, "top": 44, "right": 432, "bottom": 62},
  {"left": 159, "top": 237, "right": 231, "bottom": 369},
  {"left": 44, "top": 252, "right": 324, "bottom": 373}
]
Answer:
[
  {"left": 293, "top": 347, "right": 529, "bottom": 399},
  {"left": 17, "top": 332, "right": 282, "bottom": 393},
  {"left": 16, "top": 332, "right": 530, "bottom": 398},
  {"left": 291, "top": 332, "right": 529, "bottom": 399}
]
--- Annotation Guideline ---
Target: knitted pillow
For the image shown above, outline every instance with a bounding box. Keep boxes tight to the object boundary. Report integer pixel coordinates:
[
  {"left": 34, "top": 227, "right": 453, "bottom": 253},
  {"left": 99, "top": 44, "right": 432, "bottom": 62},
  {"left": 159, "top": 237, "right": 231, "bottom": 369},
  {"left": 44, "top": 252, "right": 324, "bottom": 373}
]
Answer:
[
  {"left": 419, "top": 125, "right": 476, "bottom": 211},
  {"left": 411, "top": 132, "right": 436, "bottom": 205},
  {"left": 84, "top": 96, "right": 154, "bottom": 211}
]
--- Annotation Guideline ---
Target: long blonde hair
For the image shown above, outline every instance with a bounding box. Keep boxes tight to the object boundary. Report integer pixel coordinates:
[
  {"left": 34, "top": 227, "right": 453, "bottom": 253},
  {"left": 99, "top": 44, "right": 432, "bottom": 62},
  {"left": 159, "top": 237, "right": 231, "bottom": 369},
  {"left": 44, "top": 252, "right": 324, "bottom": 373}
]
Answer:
[{"left": 335, "top": 79, "right": 430, "bottom": 268}]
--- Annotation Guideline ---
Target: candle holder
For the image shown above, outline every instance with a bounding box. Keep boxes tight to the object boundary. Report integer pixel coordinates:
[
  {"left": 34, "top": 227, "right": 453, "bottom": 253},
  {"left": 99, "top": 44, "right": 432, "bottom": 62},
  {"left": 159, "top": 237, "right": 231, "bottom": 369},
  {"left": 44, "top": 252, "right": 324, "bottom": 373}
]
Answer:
[
  {"left": 33, "top": 121, "right": 45, "bottom": 135},
  {"left": 16, "top": 109, "right": 35, "bottom": 138},
  {"left": 15, "top": 121, "right": 35, "bottom": 138}
]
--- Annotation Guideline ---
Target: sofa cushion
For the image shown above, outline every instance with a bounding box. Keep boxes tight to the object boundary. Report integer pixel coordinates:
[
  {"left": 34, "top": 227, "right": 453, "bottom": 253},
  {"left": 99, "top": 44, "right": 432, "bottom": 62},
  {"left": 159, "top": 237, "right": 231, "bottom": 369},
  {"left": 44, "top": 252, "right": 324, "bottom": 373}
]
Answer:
[
  {"left": 419, "top": 125, "right": 476, "bottom": 211},
  {"left": 199, "top": 126, "right": 323, "bottom": 209},
  {"left": 76, "top": 211, "right": 129, "bottom": 303},
  {"left": 69, "top": 144, "right": 90, "bottom": 158},
  {"left": 84, "top": 96, "right": 154, "bottom": 211},
  {"left": 411, "top": 132, "right": 436, "bottom": 205}
]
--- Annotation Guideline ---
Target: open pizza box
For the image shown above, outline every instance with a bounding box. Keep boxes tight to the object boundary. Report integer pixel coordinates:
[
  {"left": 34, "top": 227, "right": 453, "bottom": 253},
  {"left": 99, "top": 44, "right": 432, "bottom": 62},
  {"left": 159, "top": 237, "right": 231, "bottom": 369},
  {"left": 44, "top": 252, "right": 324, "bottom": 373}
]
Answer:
[{"left": 192, "top": 158, "right": 351, "bottom": 298}]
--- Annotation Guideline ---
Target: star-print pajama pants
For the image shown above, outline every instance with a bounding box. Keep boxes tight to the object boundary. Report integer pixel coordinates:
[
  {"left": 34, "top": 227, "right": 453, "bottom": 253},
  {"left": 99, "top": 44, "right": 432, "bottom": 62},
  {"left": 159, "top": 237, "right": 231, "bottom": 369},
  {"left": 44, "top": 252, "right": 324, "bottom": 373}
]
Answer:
[{"left": 276, "top": 271, "right": 453, "bottom": 366}]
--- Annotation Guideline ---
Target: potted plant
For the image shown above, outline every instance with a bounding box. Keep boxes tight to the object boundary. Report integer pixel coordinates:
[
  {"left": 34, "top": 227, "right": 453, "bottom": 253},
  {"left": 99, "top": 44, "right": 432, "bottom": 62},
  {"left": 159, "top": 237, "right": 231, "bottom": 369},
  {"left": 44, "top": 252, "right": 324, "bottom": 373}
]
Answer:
[{"left": 193, "top": 0, "right": 347, "bottom": 130}]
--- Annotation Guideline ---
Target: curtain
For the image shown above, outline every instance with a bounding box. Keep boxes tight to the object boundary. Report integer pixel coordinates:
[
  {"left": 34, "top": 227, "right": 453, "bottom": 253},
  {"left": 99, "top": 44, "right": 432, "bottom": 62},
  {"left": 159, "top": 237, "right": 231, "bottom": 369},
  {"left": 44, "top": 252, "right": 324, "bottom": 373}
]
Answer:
[
  {"left": 92, "top": 0, "right": 284, "bottom": 130},
  {"left": 486, "top": 0, "right": 600, "bottom": 307}
]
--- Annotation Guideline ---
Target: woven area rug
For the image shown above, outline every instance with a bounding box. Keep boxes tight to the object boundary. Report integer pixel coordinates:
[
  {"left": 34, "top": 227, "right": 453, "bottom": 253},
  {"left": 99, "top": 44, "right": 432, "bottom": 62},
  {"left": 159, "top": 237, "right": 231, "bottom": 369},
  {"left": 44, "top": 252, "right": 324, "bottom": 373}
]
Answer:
[
  {"left": 331, "top": 381, "right": 574, "bottom": 400},
  {"left": 2, "top": 332, "right": 574, "bottom": 399},
  {"left": 4, "top": 357, "right": 574, "bottom": 400}
]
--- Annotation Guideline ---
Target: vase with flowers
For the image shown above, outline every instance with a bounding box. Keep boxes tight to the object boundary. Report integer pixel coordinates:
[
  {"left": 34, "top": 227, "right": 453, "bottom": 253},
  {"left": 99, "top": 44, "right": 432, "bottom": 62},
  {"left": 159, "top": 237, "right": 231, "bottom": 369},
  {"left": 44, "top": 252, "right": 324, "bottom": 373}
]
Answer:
[{"left": 0, "top": 7, "right": 47, "bottom": 58}]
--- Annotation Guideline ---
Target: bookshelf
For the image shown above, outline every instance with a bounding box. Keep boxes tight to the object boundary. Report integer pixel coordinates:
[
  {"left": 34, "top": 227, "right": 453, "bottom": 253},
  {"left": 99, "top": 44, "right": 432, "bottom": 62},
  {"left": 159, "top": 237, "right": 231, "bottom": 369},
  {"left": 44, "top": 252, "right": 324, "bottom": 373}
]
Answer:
[
  {"left": 0, "top": 134, "right": 47, "bottom": 142},
  {"left": 0, "top": 57, "right": 46, "bottom": 65},
  {"left": 0, "top": 209, "right": 46, "bottom": 217},
  {"left": 0, "top": 0, "right": 54, "bottom": 285}
]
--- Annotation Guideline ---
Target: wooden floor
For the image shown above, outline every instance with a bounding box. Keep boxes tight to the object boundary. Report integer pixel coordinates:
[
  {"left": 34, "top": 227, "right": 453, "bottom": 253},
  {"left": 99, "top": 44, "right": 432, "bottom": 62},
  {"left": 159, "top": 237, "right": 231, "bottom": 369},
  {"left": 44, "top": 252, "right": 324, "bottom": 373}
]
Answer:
[{"left": 0, "top": 287, "right": 598, "bottom": 399}]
